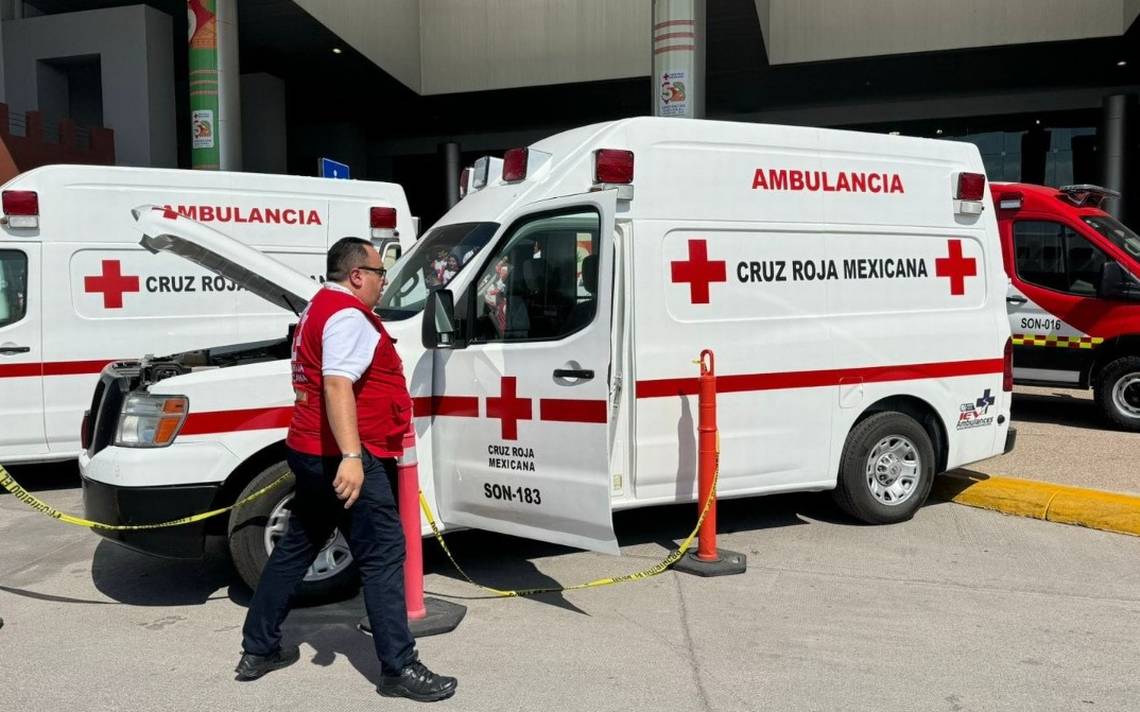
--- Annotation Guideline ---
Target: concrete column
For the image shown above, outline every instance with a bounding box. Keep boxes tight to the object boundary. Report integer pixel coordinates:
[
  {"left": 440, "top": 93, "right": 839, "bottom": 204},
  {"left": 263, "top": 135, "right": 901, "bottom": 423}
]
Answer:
[
  {"left": 441, "top": 141, "right": 460, "bottom": 209},
  {"left": 1100, "top": 94, "right": 1131, "bottom": 221},
  {"left": 240, "top": 72, "right": 285, "bottom": 174},
  {"left": 216, "top": 0, "right": 241, "bottom": 170},
  {"left": 651, "top": 0, "right": 705, "bottom": 119}
]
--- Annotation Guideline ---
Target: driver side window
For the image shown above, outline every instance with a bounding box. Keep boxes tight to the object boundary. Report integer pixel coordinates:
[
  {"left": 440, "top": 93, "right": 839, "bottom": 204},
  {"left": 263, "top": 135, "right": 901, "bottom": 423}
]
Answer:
[
  {"left": 1013, "top": 221, "right": 1109, "bottom": 297},
  {"left": 471, "top": 209, "right": 600, "bottom": 343}
]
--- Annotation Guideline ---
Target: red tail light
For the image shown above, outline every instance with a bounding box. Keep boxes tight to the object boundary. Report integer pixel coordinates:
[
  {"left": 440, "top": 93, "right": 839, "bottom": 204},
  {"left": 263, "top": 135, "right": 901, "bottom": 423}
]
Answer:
[
  {"left": 459, "top": 168, "right": 471, "bottom": 199},
  {"left": 3, "top": 190, "right": 39, "bottom": 228},
  {"left": 370, "top": 207, "right": 397, "bottom": 230},
  {"left": 1003, "top": 337, "right": 1014, "bottom": 392},
  {"left": 502, "top": 148, "right": 528, "bottom": 183},
  {"left": 594, "top": 149, "right": 635, "bottom": 184},
  {"left": 956, "top": 172, "right": 986, "bottom": 201}
]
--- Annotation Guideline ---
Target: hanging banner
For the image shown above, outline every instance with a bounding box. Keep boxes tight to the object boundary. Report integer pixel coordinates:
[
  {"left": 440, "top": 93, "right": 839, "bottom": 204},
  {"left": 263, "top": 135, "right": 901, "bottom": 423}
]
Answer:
[
  {"left": 652, "top": 0, "right": 704, "bottom": 119},
  {"left": 188, "top": 0, "right": 220, "bottom": 169}
]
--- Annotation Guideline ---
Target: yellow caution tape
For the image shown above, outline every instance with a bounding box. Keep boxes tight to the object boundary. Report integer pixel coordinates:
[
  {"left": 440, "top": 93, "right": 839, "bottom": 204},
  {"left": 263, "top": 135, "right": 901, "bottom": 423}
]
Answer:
[
  {"left": 0, "top": 464, "right": 289, "bottom": 531},
  {"left": 3, "top": 450, "right": 723, "bottom": 597},
  {"left": 418, "top": 452, "right": 721, "bottom": 597}
]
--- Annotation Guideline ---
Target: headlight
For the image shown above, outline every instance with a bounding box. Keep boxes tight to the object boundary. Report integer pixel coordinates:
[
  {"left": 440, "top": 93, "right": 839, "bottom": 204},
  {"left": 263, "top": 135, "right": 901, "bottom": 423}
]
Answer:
[{"left": 115, "top": 393, "right": 189, "bottom": 448}]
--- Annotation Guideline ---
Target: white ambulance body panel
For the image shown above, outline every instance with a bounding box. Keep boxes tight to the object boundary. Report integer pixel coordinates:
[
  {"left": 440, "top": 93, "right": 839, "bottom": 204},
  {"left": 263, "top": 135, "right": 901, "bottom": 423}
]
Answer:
[
  {"left": 0, "top": 165, "right": 412, "bottom": 463},
  {"left": 79, "top": 118, "right": 1013, "bottom": 568}
]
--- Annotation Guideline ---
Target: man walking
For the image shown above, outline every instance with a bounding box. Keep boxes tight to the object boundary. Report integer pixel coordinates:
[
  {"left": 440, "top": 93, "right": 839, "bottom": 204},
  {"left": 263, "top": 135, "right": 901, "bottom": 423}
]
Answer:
[{"left": 236, "top": 237, "right": 457, "bottom": 703}]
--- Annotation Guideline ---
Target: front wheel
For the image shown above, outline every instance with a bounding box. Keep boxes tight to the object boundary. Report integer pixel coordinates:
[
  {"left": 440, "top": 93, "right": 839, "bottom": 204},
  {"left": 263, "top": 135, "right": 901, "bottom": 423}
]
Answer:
[
  {"left": 832, "top": 411, "right": 936, "bottom": 524},
  {"left": 227, "top": 461, "right": 359, "bottom": 603},
  {"left": 1094, "top": 356, "right": 1140, "bottom": 432}
]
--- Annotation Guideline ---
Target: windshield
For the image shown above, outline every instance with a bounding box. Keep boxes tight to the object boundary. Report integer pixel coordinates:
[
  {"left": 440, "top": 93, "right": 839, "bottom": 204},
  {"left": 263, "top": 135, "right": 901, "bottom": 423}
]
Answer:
[
  {"left": 1083, "top": 215, "right": 1140, "bottom": 262},
  {"left": 376, "top": 221, "right": 499, "bottom": 320}
]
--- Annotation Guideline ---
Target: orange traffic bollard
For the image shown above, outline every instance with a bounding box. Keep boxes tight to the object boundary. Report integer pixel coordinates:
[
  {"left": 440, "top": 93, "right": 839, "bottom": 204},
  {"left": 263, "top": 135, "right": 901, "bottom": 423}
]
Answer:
[
  {"left": 359, "top": 426, "right": 466, "bottom": 638},
  {"left": 675, "top": 350, "right": 747, "bottom": 577}
]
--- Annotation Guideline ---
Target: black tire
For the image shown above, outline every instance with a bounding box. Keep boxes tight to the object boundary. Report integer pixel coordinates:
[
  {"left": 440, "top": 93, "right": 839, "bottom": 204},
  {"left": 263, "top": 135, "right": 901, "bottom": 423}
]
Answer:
[
  {"left": 1094, "top": 356, "right": 1140, "bottom": 432},
  {"left": 227, "top": 460, "right": 360, "bottom": 603},
  {"left": 832, "top": 411, "right": 936, "bottom": 524}
]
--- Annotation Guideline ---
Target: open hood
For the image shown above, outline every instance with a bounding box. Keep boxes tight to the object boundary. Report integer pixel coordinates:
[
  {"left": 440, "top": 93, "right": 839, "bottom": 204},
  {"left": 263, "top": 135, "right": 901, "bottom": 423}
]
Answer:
[{"left": 132, "top": 205, "right": 318, "bottom": 314}]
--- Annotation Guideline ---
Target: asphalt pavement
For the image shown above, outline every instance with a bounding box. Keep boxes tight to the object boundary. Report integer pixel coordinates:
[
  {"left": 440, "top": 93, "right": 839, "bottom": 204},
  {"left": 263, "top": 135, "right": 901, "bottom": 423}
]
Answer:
[{"left": 3, "top": 476, "right": 1139, "bottom": 712}]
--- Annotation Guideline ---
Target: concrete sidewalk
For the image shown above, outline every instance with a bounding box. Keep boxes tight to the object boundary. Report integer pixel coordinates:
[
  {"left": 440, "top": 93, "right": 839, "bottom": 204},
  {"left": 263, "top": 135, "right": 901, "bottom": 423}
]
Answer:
[
  {"left": 936, "top": 386, "right": 1140, "bottom": 537},
  {"left": 3, "top": 483, "right": 1140, "bottom": 712},
  {"left": 970, "top": 385, "right": 1140, "bottom": 496}
]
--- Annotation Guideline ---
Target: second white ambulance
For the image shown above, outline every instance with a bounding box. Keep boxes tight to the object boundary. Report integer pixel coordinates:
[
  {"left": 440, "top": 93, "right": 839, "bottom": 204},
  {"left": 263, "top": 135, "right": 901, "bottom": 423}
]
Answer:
[
  {"left": 79, "top": 117, "right": 1015, "bottom": 598},
  {"left": 0, "top": 165, "right": 412, "bottom": 464}
]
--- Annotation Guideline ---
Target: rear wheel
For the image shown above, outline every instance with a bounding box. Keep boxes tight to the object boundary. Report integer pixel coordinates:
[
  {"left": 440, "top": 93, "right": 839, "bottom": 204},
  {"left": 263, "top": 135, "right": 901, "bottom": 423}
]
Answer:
[
  {"left": 1095, "top": 356, "right": 1140, "bottom": 432},
  {"left": 227, "top": 461, "right": 359, "bottom": 603},
  {"left": 832, "top": 411, "right": 936, "bottom": 524}
]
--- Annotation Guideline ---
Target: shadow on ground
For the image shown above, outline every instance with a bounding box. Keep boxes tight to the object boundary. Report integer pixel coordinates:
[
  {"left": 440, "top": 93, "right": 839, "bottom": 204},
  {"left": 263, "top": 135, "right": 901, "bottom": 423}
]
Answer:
[
  {"left": 73, "top": 490, "right": 847, "bottom": 613},
  {"left": 1009, "top": 390, "right": 1107, "bottom": 431}
]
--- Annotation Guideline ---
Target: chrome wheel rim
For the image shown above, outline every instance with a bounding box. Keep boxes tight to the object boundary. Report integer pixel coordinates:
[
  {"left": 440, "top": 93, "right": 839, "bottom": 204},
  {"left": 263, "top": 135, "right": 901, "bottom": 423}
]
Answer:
[
  {"left": 864, "top": 435, "right": 921, "bottom": 507},
  {"left": 264, "top": 493, "right": 354, "bottom": 582},
  {"left": 1111, "top": 373, "right": 1140, "bottom": 419}
]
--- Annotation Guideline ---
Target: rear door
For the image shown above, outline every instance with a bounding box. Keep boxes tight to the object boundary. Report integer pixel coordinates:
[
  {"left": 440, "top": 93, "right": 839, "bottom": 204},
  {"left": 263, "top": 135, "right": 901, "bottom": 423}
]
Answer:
[
  {"left": 0, "top": 242, "right": 45, "bottom": 458},
  {"left": 429, "top": 192, "right": 619, "bottom": 554}
]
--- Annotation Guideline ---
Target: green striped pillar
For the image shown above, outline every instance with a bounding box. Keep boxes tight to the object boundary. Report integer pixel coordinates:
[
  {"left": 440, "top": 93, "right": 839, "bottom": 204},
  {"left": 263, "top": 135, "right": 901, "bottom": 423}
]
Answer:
[{"left": 188, "top": 0, "right": 220, "bottom": 169}]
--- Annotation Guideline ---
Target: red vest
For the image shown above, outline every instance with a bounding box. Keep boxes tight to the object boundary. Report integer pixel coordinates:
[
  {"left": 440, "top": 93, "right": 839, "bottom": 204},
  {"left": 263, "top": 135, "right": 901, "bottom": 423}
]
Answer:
[{"left": 285, "top": 287, "right": 412, "bottom": 457}]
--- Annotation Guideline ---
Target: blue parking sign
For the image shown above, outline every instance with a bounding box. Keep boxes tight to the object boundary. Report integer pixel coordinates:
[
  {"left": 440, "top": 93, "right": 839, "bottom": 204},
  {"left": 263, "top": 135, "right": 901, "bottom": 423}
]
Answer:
[{"left": 319, "top": 157, "right": 350, "bottom": 179}]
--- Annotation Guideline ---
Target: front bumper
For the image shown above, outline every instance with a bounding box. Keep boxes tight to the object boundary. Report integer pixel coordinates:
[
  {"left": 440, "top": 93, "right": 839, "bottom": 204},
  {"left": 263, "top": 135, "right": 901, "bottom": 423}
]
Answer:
[
  {"left": 81, "top": 475, "right": 221, "bottom": 559},
  {"left": 1004, "top": 426, "right": 1018, "bottom": 455}
]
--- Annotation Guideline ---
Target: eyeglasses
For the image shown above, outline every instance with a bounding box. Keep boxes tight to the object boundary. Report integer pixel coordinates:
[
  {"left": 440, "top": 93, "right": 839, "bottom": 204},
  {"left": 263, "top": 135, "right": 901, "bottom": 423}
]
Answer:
[{"left": 357, "top": 265, "right": 386, "bottom": 278}]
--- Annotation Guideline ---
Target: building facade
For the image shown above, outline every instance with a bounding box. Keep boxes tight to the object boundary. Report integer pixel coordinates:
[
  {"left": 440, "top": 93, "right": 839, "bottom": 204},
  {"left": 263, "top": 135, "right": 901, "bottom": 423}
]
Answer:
[{"left": 1, "top": 0, "right": 1136, "bottom": 224}]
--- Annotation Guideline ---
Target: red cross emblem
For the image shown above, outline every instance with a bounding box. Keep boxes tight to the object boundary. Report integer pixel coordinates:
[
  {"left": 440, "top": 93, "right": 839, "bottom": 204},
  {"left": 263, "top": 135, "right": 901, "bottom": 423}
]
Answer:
[
  {"left": 935, "top": 239, "right": 977, "bottom": 296},
  {"left": 671, "top": 239, "right": 726, "bottom": 305},
  {"left": 486, "top": 376, "right": 533, "bottom": 440},
  {"left": 84, "top": 260, "right": 140, "bottom": 309}
]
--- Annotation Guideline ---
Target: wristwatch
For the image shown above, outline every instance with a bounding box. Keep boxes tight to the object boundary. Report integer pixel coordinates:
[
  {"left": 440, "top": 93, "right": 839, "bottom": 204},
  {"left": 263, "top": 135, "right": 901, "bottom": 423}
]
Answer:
[{"left": 342, "top": 452, "right": 362, "bottom": 460}]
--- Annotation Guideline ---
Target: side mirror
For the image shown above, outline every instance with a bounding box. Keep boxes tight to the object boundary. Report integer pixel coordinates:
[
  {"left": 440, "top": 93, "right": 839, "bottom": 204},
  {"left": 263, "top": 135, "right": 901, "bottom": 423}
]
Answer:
[
  {"left": 422, "top": 289, "right": 464, "bottom": 349},
  {"left": 1098, "top": 262, "right": 1140, "bottom": 301}
]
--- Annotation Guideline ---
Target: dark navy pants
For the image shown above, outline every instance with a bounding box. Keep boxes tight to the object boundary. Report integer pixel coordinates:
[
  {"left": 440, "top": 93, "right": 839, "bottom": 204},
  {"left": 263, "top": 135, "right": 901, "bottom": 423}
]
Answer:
[{"left": 241, "top": 447, "right": 416, "bottom": 675}]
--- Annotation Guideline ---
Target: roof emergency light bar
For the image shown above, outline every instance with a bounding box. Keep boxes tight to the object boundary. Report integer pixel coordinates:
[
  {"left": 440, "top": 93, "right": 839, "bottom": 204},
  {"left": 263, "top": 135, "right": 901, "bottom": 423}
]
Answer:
[
  {"left": 997, "top": 191, "right": 1023, "bottom": 210},
  {"left": 953, "top": 172, "right": 986, "bottom": 216},
  {"left": 2, "top": 190, "right": 39, "bottom": 229},
  {"left": 591, "top": 149, "right": 635, "bottom": 200},
  {"left": 1058, "top": 184, "right": 1120, "bottom": 209},
  {"left": 471, "top": 156, "right": 503, "bottom": 191}
]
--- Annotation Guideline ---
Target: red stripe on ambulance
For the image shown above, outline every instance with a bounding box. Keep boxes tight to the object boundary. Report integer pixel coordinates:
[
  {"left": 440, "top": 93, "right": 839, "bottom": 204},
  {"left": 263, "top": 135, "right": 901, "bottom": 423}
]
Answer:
[{"left": 636, "top": 358, "right": 1004, "bottom": 398}]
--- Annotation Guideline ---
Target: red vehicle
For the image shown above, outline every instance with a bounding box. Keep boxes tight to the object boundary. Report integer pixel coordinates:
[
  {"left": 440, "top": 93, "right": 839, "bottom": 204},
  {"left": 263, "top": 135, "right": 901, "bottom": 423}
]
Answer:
[{"left": 994, "top": 183, "right": 1140, "bottom": 430}]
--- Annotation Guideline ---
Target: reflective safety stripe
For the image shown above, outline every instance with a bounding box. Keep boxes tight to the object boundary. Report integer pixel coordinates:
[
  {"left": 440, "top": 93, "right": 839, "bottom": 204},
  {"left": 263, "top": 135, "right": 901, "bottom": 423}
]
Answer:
[{"left": 1011, "top": 334, "right": 1105, "bottom": 350}]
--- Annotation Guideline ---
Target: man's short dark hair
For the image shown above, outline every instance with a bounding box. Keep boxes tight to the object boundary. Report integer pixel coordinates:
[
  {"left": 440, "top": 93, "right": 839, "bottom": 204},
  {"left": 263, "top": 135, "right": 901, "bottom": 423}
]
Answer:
[{"left": 327, "top": 237, "right": 372, "bottom": 281}]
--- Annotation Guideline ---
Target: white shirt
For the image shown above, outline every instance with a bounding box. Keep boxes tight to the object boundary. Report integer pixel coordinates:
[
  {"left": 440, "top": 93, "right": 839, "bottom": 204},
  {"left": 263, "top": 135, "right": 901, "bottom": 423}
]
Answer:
[{"left": 320, "top": 283, "right": 381, "bottom": 382}]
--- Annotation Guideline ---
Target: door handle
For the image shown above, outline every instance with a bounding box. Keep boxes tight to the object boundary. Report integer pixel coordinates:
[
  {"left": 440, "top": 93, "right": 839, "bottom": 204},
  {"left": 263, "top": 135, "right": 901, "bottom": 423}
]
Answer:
[
  {"left": 0, "top": 345, "right": 30, "bottom": 354},
  {"left": 1006, "top": 296, "right": 1027, "bottom": 305},
  {"left": 553, "top": 368, "right": 594, "bottom": 380}
]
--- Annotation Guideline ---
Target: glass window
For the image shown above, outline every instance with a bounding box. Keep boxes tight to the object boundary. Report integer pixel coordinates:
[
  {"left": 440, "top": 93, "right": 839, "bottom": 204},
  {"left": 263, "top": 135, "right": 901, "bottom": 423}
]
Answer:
[
  {"left": 376, "top": 221, "right": 498, "bottom": 320},
  {"left": 471, "top": 209, "right": 600, "bottom": 343},
  {"left": 0, "top": 250, "right": 29, "bottom": 328},
  {"left": 1082, "top": 216, "right": 1140, "bottom": 261},
  {"left": 1013, "top": 221, "right": 1109, "bottom": 296}
]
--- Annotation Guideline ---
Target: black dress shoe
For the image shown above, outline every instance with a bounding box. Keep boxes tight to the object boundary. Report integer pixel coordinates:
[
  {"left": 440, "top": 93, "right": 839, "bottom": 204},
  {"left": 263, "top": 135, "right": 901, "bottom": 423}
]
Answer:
[
  {"left": 234, "top": 645, "right": 300, "bottom": 681},
  {"left": 378, "top": 658, "right": 457, "bottom": 702}
]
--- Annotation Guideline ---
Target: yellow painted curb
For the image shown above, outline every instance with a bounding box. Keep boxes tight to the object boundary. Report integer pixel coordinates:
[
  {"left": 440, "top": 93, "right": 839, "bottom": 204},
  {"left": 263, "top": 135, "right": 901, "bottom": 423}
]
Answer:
[{"left": 933, "top": 471, "right": 1140, "bottom": 537}]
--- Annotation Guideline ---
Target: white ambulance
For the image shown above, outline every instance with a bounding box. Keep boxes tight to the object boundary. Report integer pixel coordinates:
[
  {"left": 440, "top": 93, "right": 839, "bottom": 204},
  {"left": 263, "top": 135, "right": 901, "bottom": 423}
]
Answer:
[
  {"left": 79, "top": 117, "right": 1015, "bottom": 599},
  {"left": 0, "top": 165, "right": 412, "bottom": 464}
]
